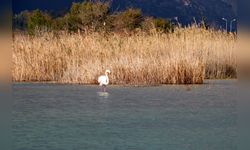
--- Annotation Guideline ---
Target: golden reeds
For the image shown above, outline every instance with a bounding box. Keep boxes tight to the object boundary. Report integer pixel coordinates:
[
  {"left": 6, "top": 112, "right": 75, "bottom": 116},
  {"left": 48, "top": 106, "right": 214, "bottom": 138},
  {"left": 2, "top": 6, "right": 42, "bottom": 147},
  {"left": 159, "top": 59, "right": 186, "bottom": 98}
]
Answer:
[{"left": 12, "top": 26, "right": 237, "bottom": 85}]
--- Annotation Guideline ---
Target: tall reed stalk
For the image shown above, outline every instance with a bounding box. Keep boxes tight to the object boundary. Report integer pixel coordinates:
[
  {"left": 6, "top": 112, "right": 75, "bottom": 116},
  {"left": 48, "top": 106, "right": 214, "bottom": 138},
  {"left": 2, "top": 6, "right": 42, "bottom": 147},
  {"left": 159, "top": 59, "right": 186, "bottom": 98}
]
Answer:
[{"left": 13, "top": 26, "right": 236, "bottom": 85}]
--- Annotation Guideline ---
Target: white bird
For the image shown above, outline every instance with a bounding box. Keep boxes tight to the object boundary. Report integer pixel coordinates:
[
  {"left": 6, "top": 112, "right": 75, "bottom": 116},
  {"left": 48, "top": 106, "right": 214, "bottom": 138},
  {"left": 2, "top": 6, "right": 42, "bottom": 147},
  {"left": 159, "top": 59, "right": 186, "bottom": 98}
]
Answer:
[{"left": 98, "top": 70, "right": 111, "bottom": 92}]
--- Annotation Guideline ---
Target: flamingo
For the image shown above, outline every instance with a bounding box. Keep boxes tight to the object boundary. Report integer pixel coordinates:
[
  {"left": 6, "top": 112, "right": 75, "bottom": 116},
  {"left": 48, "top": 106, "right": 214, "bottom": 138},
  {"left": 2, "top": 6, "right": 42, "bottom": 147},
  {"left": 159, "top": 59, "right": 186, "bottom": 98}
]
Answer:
[{"left": 98, "top": 70, "right": 111, "bottom": 92}]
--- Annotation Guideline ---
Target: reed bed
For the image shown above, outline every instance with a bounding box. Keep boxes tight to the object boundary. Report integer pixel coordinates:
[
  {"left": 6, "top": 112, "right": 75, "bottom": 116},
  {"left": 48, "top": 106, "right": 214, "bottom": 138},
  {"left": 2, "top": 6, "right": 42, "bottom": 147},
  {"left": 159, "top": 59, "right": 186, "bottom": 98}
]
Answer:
[{"left": 13, "top": 26, "right": 237, "bottom": 85}]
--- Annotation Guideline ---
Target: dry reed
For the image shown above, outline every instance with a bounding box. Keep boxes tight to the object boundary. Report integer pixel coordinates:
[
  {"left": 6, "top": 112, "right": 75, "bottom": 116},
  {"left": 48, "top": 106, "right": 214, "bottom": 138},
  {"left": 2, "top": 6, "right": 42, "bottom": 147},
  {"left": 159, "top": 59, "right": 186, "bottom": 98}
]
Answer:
[{"left": 13, "top": 26, "right": 237, "bottom": 85}]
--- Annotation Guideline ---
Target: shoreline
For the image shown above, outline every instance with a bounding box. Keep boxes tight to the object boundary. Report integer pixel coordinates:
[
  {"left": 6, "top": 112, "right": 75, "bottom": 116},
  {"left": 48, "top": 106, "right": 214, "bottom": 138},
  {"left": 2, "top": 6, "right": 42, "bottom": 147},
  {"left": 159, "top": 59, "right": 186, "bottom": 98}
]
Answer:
[{"left": 13, "top": 79, "right": 237, "bottom": 87}]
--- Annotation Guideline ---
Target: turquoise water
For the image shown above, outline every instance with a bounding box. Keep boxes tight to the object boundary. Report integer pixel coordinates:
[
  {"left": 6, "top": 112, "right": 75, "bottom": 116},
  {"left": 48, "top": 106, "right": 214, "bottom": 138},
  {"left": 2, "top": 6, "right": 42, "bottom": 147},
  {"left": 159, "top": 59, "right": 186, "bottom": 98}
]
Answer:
[{"left": 13, "top": 80, "right": 237, "bottom": 150}]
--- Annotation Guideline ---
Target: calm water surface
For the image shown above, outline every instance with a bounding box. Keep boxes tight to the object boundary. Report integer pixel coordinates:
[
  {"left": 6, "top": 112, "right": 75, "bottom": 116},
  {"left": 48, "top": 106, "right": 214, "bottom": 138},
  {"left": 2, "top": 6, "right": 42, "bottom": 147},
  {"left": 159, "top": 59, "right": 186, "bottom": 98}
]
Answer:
[{"left": 13, "top": 80, "right": 237, "bottom": 150}]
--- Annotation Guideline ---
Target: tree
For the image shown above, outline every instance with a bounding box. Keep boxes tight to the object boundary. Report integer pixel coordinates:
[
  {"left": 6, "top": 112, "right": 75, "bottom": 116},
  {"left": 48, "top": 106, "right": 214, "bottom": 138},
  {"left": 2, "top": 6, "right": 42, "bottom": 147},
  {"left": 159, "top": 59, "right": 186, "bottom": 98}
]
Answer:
[
  {"left": 27, "top": 10, "right": 52, "bottom": 34},
  {"left": 65, "top": 1, "right": 110, "bottom": 31},
  {"left": 112, "top": 8, "right": 143, "bottom": 31}
]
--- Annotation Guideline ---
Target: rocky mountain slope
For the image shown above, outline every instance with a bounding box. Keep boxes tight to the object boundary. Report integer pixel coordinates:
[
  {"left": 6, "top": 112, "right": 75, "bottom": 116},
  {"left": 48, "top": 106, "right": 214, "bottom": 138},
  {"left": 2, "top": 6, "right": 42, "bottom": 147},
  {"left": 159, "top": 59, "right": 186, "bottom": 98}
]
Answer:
[{"left": 110, "top": 0, "right": 236, "bottom": 27}]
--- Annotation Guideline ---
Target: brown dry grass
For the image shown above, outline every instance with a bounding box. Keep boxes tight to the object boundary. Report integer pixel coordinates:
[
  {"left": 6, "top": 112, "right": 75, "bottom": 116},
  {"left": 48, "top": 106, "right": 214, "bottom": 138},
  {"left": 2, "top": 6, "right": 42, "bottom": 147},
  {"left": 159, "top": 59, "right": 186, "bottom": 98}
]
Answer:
[{"left": 12, "top": 26, "right": 237, "bottom": 85}]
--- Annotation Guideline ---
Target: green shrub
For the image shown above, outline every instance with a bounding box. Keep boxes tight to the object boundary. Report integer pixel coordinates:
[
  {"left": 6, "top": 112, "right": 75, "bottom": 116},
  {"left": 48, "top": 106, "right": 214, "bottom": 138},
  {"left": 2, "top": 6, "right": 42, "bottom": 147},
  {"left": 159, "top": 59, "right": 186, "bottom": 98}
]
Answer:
[
  {"left": 154, "top": 18, "right": 174, "bottom": 32},
  {"left": 141, "top": 17, "right": 155, "bottom": 32},
  {"left": 52, "top": 17, "right": 67, "bottom": 31},
  {"left": 13, "top": 1, "right": 177, "bottom": 33},
  {"left": 13, "top": 10, "right": 31, "bottom": 30}
]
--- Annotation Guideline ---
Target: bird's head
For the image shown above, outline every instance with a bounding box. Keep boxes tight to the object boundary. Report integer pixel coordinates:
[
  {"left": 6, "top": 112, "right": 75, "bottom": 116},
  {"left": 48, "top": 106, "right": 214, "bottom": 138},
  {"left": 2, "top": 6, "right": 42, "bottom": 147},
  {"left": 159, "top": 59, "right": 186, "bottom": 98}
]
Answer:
[{"left": 105, "top": 69, "right": 111, "bottom": 74}]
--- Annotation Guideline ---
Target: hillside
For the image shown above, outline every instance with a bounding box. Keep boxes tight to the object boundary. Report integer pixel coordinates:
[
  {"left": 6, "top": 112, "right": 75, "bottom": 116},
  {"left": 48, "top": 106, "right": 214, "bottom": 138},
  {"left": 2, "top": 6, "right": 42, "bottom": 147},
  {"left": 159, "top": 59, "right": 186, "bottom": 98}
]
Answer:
[
  {"left": 13, "top": 0, "right": 236, "bottom": 28},
  {"left": 110, "top": 0, "right": 236, "bottom": 27}
]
